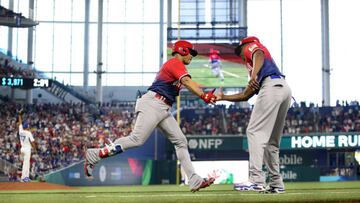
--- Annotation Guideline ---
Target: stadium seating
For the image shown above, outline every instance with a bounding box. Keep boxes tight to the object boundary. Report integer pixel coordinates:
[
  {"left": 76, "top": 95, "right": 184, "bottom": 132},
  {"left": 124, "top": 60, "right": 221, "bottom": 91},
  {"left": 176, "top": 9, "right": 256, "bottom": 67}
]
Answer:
[{"left": 0, "top": 101, "right": 359, "bottom": 181}]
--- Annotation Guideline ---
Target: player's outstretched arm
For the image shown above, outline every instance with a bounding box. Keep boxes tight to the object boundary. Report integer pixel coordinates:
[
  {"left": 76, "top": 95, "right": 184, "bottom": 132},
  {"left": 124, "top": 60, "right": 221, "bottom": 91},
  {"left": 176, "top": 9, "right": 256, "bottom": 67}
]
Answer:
[
  {"left": 18, "top": 109, "right": 23, "bottom": 126},
  {"left": 216, "top": 85, "right": 256, "bottom": 102},
  {"left": 181, "top": 76, "right": 216, "bottom": 104}
]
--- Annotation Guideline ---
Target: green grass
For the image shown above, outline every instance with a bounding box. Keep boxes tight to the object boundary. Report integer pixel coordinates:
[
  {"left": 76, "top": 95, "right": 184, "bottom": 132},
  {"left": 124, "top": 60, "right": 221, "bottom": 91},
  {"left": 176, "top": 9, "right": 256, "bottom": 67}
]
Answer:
[
  {"left": 187, "top": 55, "right": 248, "bottom": 88},
  {"left": 1, "top": 181, "right": 360, "bottom": 203}
]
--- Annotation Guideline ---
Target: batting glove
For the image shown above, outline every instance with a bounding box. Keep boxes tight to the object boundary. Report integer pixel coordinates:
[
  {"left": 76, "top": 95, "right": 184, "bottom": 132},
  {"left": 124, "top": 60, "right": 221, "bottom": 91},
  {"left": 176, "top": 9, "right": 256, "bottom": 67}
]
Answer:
[{"left": 200, "top": 88, "right": 216, "bottom": 104}]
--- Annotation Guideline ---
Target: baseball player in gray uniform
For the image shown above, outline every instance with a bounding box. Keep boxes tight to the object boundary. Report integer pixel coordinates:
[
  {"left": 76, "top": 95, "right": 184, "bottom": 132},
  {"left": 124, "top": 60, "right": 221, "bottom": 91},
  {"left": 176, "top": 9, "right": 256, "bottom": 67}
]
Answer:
[
  {"left": 215, "top": 36, "right": 292, "bottom": 193},
  {"left": 85, "top": 40, "right": 216, "bottom": 192}
]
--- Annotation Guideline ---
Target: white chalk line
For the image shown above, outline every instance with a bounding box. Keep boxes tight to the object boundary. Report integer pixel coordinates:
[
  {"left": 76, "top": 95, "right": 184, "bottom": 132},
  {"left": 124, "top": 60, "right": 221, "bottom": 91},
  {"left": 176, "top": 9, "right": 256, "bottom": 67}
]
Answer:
[
  {"left": 84, "top": 190, "right": 360, "bottom": 198},
  {"left": 222, "top": 70, "right": 241, "bottom": 78},
  {"left": 203, "top": 64, "right": 241, "bottom": 78}
]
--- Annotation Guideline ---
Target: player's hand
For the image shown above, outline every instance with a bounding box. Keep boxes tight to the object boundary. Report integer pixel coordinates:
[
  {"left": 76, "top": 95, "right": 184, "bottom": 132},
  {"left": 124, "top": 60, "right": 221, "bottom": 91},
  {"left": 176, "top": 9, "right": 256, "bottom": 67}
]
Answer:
[
  {"left": 200, "top": 88, "right": 216, "bottom": 105},
  {"left": 248, "top": 78, "right": 260, "bottom": 91},
  {"left": 215, "top": 87, "right": 224, "bottom": 101}
]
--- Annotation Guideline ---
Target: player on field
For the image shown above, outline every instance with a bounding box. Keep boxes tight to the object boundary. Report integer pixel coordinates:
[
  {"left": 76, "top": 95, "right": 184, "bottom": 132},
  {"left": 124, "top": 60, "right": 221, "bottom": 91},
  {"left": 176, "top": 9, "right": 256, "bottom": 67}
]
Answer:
[
  {"left": 18, "top": 109, "right": 35, "bottom": 182},
  {"left": 215, "top": 36, "right": 292, "bottom": 193},
  {"left": 85, "top": 40, "right": 216, "bottom": 192},
  {"left": 208, "top": 48, "right": 224, "bottom": 82}
]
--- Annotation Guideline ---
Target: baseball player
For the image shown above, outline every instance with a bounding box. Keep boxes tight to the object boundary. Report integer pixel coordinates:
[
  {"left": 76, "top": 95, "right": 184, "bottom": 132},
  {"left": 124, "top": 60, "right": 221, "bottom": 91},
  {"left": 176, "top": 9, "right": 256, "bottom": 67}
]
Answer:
[
  {"left": 208, "top": 49, "right": 224, "bottom": 82},
  {"left": 18, "top": 110, "right": 35, "bottom": 182},
  {"left": 85, "top": 40, "right": 216, "bottom": 192},
  {"left": 215, "top": 36, "right": 292, "bottom": 193}
]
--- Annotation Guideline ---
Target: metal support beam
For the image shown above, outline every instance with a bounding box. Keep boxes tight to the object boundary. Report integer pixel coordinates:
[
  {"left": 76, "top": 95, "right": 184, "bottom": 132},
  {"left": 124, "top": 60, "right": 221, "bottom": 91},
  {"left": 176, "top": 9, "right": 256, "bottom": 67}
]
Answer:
[
  {"left": 83, "top": 0, "right": 90, "bottom": 89},
  {"left": 159, "top": 0, "right": 164, "bottom": 68},
  {"left": 26, "top": 0, "right": 35, "bottom": 104},
  {"left": 239, "top": 0, "right": 247, "bottom": 28},
  {"left": 7, "top": 0, "right": 14, "bottom": 55},
  {"left": 95, "top": 0, "right": 103, "bottom": 104},
  {"left": 321, "top": 0, "right": 330, "bottom": 106}
]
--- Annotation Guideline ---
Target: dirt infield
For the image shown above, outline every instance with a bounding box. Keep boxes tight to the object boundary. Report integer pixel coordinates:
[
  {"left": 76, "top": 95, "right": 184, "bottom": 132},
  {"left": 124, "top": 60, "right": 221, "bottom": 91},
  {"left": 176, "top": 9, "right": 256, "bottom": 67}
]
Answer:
[{"left": 0, "top": 182, "right": 76, "bottom": 190}]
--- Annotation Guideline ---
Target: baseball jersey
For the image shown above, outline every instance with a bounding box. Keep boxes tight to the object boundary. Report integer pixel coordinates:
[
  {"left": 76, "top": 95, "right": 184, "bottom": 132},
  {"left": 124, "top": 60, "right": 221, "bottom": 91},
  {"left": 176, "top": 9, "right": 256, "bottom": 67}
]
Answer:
[
  {"left": 209, "top": 53, "right": 220, "bottom": 64},
  {"left": 242, "top": 41, "right": 283, "bottom": 84},
  {"left": 148, "top": 57, "right": 190, "bottom": 105},
  {"left": 19, "top": 124, "right": 34, "bottom": 149}
]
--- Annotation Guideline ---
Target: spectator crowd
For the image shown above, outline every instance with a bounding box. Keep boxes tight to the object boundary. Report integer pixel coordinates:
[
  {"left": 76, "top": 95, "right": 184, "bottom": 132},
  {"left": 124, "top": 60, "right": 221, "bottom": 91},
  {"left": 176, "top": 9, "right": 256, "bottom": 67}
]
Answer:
[
  {"left": 0, "top": 57, "right": 36, "bottom": 78},
  {"left": 0, "top": 102, "right": 135, "bottom": 181},
  {"left": 0, "top": 100, "right": 360, "bottom": 181},
  {"left": 180, "top": 101, "right": 360, "bottom": 135}
]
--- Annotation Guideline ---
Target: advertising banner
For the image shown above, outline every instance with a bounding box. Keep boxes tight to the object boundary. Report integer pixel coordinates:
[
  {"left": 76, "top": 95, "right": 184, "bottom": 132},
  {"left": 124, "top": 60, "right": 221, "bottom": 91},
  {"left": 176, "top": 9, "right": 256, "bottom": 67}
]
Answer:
[{"left": 184, "top": 160, "right": 249, "bottom": 184}]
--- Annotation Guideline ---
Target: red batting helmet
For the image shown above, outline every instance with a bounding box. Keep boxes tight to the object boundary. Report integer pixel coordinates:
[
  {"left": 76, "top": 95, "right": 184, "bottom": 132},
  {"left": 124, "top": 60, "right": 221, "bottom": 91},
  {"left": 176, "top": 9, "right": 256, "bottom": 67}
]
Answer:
[
  {"left": 235, "top": 36, "right": 260, "bottom": 56},
  {"left": 172, "top": 40, "right": 198, "bottom": 57},
  {"left": 239, "top": 36, "right": 260, "bottom": 46},
  {"left": 210, "top": 48, "right": 220, "bottom": 55}
]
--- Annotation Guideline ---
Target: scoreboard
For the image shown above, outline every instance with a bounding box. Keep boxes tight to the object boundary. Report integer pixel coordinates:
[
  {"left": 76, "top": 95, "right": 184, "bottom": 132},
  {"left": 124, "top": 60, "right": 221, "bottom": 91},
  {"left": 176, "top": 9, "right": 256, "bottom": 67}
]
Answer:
[{"left": 1, "top": 77, "right": 52, "bottom": 88}]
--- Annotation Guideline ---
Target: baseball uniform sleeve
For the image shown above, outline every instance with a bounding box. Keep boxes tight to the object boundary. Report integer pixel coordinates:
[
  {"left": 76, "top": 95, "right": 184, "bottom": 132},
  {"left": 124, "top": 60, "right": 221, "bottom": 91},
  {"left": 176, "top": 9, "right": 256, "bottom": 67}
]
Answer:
[
  {"left": 168, "top": 60, "right": 191, "bottom": 81},
  {"left": 243, "top": 42, "right": 263, "bottom": 61}
]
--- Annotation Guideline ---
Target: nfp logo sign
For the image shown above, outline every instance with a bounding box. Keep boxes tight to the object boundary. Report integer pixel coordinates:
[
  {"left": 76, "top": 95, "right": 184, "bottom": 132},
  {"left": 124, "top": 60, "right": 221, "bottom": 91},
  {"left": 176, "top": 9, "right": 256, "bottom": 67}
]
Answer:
[
  {"left": 188, "top": 138, "right": 223, "bottom": 150},
  {"left": 291, "top": 135, "right": 360, "bottom": 149}
]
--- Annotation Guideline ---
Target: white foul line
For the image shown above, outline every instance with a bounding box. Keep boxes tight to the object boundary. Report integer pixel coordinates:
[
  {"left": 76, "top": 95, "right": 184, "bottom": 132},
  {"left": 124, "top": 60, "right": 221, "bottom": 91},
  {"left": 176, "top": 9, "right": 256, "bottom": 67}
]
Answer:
[
  {"left": 222, "top": 70, "right": 240, "bottom": 78},
  {"left": 83, "top": 190, "right": 360, "bottom": 198}
]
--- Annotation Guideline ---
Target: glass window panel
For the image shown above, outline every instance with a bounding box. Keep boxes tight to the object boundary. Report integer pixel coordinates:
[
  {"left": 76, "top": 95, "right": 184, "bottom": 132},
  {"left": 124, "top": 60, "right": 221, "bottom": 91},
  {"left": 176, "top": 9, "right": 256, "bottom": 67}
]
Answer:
[
  {"left": 103, "top": 24, "right": 125, "bottom": 72},
  {"left": 53, "top": 23, "right": 71, "bottom": 72},
  {"left": 54, "top": 0, "right": 72, "bottom": 21},
  {"left": 0, "top": 27, "right": 9, "bottom": 51},
  {"left": 104, "top": 74, "right": 125, "bottom": 86},
  {"left": 35, "top": 0, "right": 54, "bottom": 21},
  {"left": 88, "top": 72, "right": 97, "bottom": 86},
  {"left": 72, "top": 0, "right": 85, "bottom": 21},
  {"left": 0, "top": 0, "right": 9, "bottom": 8},
  {"left": 124, "top": 73, "right": 144, "bottom": 86},
  {"left": 143, "top": 24, "right": 160, "bottom": 72},
  {"left": 12, "top": 28, "right": 28, "bottom": 63},
  {"left": 248, "top": 0, "right": 281, "bottom": 62},
  {"left": 71, "top": 24, "right": 85, "bottom": 72},
  {"left": 34, "top": 23, "right": 53, "bottom": 72},
  {"left": 144, "top": 0, "right": 159, "bottom": 22},
  {"left": 105, "top": 0, "right": 126, "bottom": 22},
  {"left": 125, "top": 0, "right": 144, "bottom": 22},
  {"left": 70, "top": 73, "right": 83, "bottom": 86},
  {"left": 88, "top": 24, "right": 98, "bottom": 72},
  {"left": 14, "top": 0, "right": 29, "bottom": 18},
  {"left": 89, "top": 0, "right": 98, "bottom": 22},
  {"left": 281, "top": 0, "right": 322, "bottom": 105},
  {"left": 124, "top": 24, "right": 143, "bottom": 72},
  {"left": 329, "top": 0, "right": 360, "bottom": 105}
]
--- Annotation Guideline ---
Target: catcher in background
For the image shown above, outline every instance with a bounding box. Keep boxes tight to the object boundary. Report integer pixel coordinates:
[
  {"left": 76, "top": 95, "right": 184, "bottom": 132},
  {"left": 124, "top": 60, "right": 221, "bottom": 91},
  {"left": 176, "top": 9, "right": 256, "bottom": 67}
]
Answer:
[
  {"left": 18, "top": 109, "right": 35, "bottom": 182},
  {"left": 208, "top": 48, "right": 224, "bottom": 82},
  {"left": 216, "top": 36, "right": 292, "bottom": 193}
]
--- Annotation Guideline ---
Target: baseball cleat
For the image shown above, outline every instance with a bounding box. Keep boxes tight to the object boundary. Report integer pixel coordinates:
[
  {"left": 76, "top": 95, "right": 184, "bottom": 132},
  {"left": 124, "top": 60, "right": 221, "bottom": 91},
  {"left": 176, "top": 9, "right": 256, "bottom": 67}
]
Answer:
[
  {"left": 21, "top": 177, "right": 31, "bottom": 182},
  {"left": 84, "top": 159, "right": 94, "bottom": 180},
  {"left": 99, "top": 140, "right": 123, "bottom": 158},
  {"left": 190, "top": 177, "right": 215, "bottom": 192},
  {"left": 265, "top": 186, "right": 286, "bottom": 194},
  {"left": 234, "top": 181, "right": 266, "bottom": 193}
]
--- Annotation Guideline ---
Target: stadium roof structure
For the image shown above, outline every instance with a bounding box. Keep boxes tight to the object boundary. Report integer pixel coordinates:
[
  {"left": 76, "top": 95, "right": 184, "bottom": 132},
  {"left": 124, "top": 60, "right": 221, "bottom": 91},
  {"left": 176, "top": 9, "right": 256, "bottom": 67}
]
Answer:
[{"left": 0, "top": 16, "right": 39, "bottom": 28}]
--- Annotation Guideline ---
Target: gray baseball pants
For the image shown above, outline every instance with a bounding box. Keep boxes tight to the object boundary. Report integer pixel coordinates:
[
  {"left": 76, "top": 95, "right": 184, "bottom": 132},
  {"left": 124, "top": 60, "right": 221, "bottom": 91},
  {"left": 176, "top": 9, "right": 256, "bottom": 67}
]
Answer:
[
  {"left": 86, "top": 91, "right": 203, "bottom": 189},
  {"left": 247, "top": 77, "right": 292, "bottom": 188}
]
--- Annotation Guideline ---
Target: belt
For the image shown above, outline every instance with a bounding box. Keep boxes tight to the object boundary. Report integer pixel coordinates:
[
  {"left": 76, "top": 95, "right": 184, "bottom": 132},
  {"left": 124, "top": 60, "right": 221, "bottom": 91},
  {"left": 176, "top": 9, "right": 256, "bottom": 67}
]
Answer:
[
  {"left": 155, "top": 93, "right": 172, "bottom": 106},
  {"left": 269, "top": 75, "right": 283, "bottom": 79}
]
